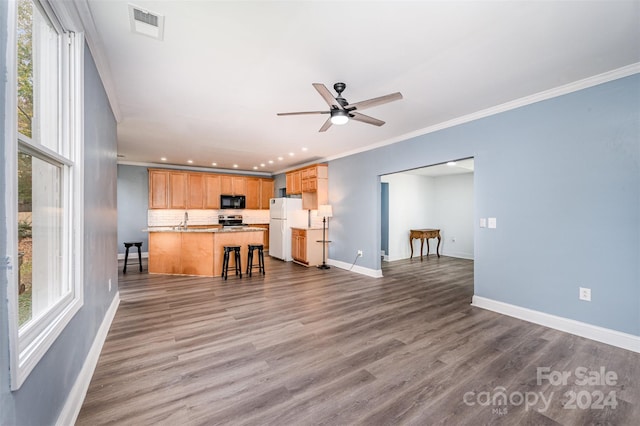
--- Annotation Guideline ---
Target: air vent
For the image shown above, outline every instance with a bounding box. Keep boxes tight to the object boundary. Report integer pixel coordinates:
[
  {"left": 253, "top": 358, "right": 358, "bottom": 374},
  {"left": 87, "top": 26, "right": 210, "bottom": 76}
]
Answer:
[{"left": 128, "top": 4, "right": 164, "bottom": 40}]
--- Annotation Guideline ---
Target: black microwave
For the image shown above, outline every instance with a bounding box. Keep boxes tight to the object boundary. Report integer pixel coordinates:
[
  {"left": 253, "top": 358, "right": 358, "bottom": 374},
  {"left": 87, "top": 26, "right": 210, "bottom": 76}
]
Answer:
[{"left": 220, "top": 194, "right": 245, "bottom": 209}]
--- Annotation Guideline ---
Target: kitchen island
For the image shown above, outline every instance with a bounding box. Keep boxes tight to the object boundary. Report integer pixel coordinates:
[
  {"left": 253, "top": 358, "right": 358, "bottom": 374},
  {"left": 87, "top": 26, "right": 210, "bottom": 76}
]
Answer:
[{"left": 147, "top": 227, "right": 266, "bottom": 277}]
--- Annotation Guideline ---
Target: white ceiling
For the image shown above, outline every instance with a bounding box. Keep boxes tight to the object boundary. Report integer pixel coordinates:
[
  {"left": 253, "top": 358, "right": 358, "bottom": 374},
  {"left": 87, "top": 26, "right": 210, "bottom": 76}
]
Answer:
[{"left": 84, "top": 0, "right": 640, "bottom": 174}]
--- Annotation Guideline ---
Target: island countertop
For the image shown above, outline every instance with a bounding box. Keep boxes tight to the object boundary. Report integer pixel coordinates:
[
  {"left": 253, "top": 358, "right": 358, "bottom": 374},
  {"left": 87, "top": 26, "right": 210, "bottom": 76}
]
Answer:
[
  {"left": 145, "top": 226, "right": 266, "bottom": 233},
  {"left": 148, "top": 227, "right": 265, "bottom": 277}
]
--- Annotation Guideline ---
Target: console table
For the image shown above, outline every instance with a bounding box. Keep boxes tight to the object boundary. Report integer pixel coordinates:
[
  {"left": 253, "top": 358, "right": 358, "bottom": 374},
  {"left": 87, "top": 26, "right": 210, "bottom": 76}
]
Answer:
[{"left": 409, "top": 229, "right": 441, "bottom": 259}]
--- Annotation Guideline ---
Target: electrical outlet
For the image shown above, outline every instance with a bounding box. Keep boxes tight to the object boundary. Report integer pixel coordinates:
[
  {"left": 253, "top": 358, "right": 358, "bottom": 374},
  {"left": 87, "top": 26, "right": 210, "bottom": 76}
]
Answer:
[
  {"left": 357, "top": 250, "right": 363, "bottom": 257},
  {"left": 579, "top": 287, "right": 591, "bottom": 301},
  {"left": 108, "top": 278, "right": 112, "bottom": 292}
]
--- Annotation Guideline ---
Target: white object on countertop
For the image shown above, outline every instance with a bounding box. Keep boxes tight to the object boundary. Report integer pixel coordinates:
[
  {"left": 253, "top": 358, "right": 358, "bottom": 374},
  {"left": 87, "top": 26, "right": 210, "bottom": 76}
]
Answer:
[{"left": 269, "top": 198, "right": 306, "bottom": 261}]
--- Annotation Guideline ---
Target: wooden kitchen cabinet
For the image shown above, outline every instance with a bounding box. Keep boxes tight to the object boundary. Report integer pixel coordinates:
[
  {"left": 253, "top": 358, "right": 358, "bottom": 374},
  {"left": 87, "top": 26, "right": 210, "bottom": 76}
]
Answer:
[
  {"left": 220, "top": 175, "right": 247, "bottom": 195},
  {"left": 285, "top": 164, "right": 328, "bottom": 210},
  {"left": 291, "top": 228, "right": 325, "bottom": 266},
  {"left": 169, "top": 171, "right": 188, "bottom": 209},
  {"left": 149, "top": 168, "right": 272, "bottom": 209},
  {"left": 245, "top": 178, "right": 260, "bottom": 209},
  {"left": 187, "top": 173, "right": 204, "bottom": 209},
  {"left": 286, "top": 170, "right": 302, "bottom": 194},
  {"left": 260, "top": 179, "right": 274, "bottom": 209},
  {"left": 252, "top": 224, "right": 270, "bottom": 249},
  {"left": 149, "top": 169, "right": 169, "bottom": 209},
  {"left": 203, "top": 174, "right": 221, "bottom": 209}
]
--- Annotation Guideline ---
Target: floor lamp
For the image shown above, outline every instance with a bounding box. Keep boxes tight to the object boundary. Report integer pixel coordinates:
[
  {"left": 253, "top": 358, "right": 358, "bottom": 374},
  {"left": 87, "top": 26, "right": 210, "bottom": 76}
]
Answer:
[{"left": 317, "top": 204, "right": 332, "bottom": 270}]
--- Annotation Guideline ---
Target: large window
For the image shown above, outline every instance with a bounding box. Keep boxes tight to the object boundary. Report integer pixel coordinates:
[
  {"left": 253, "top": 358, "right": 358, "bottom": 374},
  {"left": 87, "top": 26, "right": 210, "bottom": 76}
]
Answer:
[{"left": 8, "top": 0, "right": 84, "bottom": 390}]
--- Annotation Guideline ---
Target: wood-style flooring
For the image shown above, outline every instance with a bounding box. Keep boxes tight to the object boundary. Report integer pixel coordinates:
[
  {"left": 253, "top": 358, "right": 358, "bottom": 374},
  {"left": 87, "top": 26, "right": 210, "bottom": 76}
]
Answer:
[{"left": 77, "top": 255, "right": 640, "bottom": 425}]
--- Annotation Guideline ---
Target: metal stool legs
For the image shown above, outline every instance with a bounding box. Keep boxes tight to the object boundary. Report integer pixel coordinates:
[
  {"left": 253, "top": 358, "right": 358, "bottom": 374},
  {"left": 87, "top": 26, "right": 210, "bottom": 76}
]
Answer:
[
  {"left": 222, "top": 246, "right": 242, "bottom": 280},
  {"left": 123, "top": 242, "right": 143, "bottom": 274},
  {"left": 247, "top": 244, "right": 265, "bottom": 277}
]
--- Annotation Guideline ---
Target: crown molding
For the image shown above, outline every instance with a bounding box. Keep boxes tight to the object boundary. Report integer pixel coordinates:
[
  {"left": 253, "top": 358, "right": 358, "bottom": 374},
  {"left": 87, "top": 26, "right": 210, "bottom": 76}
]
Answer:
[
  {"left": 66, "top": 0, "right": 122, "bottom": 123},
  {"left": 117, "top": 160, "right": 273, "bottom": 177},
  {"left": 325, "top": 63, "right": 640, "bottom": 163}
]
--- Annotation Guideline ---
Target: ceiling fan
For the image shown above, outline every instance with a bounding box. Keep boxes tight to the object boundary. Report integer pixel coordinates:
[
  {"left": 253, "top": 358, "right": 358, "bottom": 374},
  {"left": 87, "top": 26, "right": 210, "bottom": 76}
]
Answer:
[{"left": 277, "top": 82, "right": 403, "bottom": 132}]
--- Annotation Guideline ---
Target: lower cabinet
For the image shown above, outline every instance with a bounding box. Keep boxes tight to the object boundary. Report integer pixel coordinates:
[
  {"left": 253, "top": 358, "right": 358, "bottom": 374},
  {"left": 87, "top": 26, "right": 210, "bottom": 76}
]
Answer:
[
  {"left": 251, "top": 224, "right": 270, "bottom": 250},
  {"left": 291, "top": 228, "right": 325, "bottom": 266}
]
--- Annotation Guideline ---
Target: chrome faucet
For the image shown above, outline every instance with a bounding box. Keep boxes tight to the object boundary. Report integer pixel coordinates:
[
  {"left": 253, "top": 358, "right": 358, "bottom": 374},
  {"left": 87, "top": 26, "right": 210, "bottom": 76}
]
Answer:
[{"left": 183, "top": 211, "right": 189, "bottom": 229}]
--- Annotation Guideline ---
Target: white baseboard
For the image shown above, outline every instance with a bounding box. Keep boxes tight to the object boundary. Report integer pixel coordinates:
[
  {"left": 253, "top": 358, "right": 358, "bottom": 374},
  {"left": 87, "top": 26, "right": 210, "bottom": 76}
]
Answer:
[
  {"left": 472, "top": 296, "right": 640, "bottom": 354},
  {"left": 327, "top": 258, "right": 383, "bottom": 278},
  {"left": 117, "top": 251, "right": 149, "bottom": 260},
  {"left": 56, "top": 293, "right": 120, "bottom": 426}
]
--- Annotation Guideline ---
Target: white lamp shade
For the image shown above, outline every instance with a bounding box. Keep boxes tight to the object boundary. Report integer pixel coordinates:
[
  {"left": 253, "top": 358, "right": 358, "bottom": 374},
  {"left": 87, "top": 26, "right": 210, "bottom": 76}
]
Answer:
[{"left": 317, "top": 204, "right": 333, "bottom": 218}]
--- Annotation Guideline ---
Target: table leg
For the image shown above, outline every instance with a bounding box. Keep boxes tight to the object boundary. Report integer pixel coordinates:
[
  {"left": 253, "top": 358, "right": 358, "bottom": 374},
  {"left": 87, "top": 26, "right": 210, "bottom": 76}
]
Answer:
[
  {"left": 410, "top": 236, "right": 414, "bottom": 258},
  {"left": 426, "top": 239, "right": 430, "bottom": 256},
  {"left": 420, "top": 238, "right": 424, "bottom": 260},
  {"left": 436, "top": 235, "right": 441, "bottom": 257}
]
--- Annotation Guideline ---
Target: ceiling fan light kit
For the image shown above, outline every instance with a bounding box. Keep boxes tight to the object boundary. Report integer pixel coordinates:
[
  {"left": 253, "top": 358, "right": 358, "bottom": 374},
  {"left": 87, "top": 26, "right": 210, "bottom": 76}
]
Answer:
[
  {"left": 278, "top": 82, "right": 403, "bottom": 132},
  {"left": 330, "top": 110, "right": 349, "bottom": 125}
]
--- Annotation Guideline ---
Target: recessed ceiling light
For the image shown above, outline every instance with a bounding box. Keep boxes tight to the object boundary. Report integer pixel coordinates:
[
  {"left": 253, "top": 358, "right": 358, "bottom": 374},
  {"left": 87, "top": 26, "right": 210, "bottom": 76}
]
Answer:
[
  {"left": 288, "top": 152, "right": 294, "bottom": 157},
  {"left": 260, "top": 163, "right": 265, "bottom": 167},
  {"left": 160, "top": 157, "right": 167, "bottom": 161},
  {"left": 187, "top": 160, "right": 193, "bottom": 164},
  {"left": 211, "top": 162, "right": 217, "bottom": 166},
  {"left": 447, "top": 161, "right": 457, "bottom": 166},
  {"left": 233, "top": 164, "right": 238, "bottom": 168},
  {"left": 301, "top": 147, "right": 308, "bottom": 152},
  {"left": 253, "top": 166, "right": 258, "bottom": 170},
  {"left": 268, "top": 160, "right": 274, "bottom": 164},
  {"left": 278, "top": 157, "right": 283, "bottom": 161}
]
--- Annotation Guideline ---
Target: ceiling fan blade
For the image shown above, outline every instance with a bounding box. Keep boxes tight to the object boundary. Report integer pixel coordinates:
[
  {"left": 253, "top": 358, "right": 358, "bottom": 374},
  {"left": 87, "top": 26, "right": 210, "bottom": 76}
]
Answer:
[
  {"left": 313, "top": 83, "right": 343, "bottom": 109},
  {"left": 319, "top": 117, "right": 333, "bottom": 132},
  {"left": 277, "top": 111, "right": 329, "bottom": 116},
  {"left": 350, "top": 111, "right": 385, "bottom": 127},
  {"left": 346, "top": 92, "right": 403, "bottom": 111}
]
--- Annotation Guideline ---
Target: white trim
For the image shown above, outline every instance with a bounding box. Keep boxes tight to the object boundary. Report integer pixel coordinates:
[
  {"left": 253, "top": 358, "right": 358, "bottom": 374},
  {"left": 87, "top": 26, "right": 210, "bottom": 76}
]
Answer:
[
  {"left": 55, "top": 293, "right": 120, "bottom": 426},
  {"left": 67, "top": 0, "right": 122, "bottom": 122},
  {"left": 5, "top": 0, "right": 20, "bottom": 393},
  {"left": 472, "top": 296, "right": 640, "bottom": 354},
  {"left": 316, "top": 63, "right": 640, "bottom": 168},
  {"left": 8, "top": 7, "right": 86, "bottom": 389},
  {"left": 327, "top": 258, "right": 383, "bottom": 278},
  {"left": 118, "top": 160, "right": 272, "bottom": 177}
]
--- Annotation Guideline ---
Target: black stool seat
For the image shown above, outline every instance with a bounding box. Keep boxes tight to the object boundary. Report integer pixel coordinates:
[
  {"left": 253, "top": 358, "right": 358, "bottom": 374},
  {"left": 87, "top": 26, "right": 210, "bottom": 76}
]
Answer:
[
  {"left": 123, "top": 242, "right": 143, "bottom": 274},
  {"left": 222, "top": 246, "right": 242, "bottom": 280},
  {"left": 246, "top": 244, "right": 265, "bottom": 277}
]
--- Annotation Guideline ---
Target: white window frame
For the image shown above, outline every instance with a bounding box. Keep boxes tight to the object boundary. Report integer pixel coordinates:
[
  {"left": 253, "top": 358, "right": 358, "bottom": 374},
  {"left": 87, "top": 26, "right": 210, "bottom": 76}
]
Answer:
[{"left": 5, "top": 0, "right": 84, "bottom": 390}]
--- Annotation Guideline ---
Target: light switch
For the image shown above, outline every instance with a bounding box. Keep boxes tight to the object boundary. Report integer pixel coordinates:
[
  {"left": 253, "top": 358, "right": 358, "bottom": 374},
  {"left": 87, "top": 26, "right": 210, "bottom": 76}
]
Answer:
[
  {"left": 479, "top": 218, "right": 487, "bottom": 228},
  {"left": 488, "top": 217, "right": 497, "bottom": 229}
]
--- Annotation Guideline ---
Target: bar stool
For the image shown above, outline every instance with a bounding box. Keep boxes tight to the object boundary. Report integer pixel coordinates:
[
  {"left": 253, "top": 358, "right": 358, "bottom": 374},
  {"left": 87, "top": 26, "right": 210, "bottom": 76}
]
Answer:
[
  {"left": 222, "top": 246, "right": 242, "bottom": 280},
  {"left": 246, "top": 244, "right": 265, "bottom": 277},
  {"left": 123, "top": 242, "right": 143, "bottom": 274}
]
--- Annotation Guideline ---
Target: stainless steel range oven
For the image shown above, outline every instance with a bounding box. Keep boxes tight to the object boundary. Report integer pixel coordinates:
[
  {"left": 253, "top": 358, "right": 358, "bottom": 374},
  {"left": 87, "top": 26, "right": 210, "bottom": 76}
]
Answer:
[{"left": 218, "top": 214, "right": 247, "bottom": 229}]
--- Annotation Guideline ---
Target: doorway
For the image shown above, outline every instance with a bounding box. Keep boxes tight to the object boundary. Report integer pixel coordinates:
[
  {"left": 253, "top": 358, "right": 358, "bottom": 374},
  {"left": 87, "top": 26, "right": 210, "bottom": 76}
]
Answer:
[{"left": 380, "top": 158, "right": 474, "bottom": 262}]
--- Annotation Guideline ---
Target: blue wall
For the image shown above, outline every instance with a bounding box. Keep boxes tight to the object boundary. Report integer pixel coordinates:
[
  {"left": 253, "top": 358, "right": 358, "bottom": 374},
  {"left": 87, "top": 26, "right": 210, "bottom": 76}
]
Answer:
[
  {"left": 117, "top": 164, "right": 149, "bottom": 253},
  {"left": 328, "top": 75, "right": 640, "bottom": 336},
  {"left": 0, "top": 42, "right": 118, "bottom": 425}
]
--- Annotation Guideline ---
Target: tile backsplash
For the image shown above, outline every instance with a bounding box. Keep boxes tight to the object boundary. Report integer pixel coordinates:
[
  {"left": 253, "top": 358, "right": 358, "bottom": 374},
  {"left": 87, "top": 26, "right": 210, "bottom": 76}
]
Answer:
[{"left": 148, "top": 209, "right": 270, "bottom": 227}]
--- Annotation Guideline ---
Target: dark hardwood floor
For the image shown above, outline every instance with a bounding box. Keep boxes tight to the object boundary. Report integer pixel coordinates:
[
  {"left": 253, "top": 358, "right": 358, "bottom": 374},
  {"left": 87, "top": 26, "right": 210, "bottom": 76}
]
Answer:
[{"left": 77, "top": 255, "right": 639, "bottom": 425}]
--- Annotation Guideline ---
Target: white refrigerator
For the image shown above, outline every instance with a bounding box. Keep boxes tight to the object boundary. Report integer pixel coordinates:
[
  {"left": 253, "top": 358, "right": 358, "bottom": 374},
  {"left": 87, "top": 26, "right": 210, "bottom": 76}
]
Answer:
[{"left": 269, "top": 198, "right": 306, "bottom": 261}]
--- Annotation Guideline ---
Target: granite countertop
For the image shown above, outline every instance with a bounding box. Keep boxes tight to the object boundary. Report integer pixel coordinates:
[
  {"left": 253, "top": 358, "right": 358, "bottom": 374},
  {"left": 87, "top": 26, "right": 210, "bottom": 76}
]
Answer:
[
  {"left": 290, "top": 227, "right": 325, "bottom": 231},
  {"left": 145, "top": 227, "right": 266, "bottom": 233}
]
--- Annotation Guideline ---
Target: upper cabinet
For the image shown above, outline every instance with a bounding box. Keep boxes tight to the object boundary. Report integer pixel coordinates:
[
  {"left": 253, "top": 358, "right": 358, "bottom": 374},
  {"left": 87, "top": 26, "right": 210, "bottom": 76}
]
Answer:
[
  {"left": 286, "top": 164, "right": 328, "bottom": 210},
  {"left": 286, "top": 170, "right": 302, "bottom": 195},
  {"left": 149, "top": 169, "right": 273, "bottom": 210},
  {"left": 245, "top": 178, "right": 260, "bottom": 209},
  {"left": 149, "top": 169, "right": 169, "bottom": 209},
  {"left": 187, "top": 173, "right": 204, "bottom": 209},
  {"left": 220, "top": 175, "right": 246, "bottom": 195},
  {"left": 260, "top": 179, "right": 274, "bottom": 209},
  {"left": 203, "top": 174, "right": 221, "bottom": 209}
]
